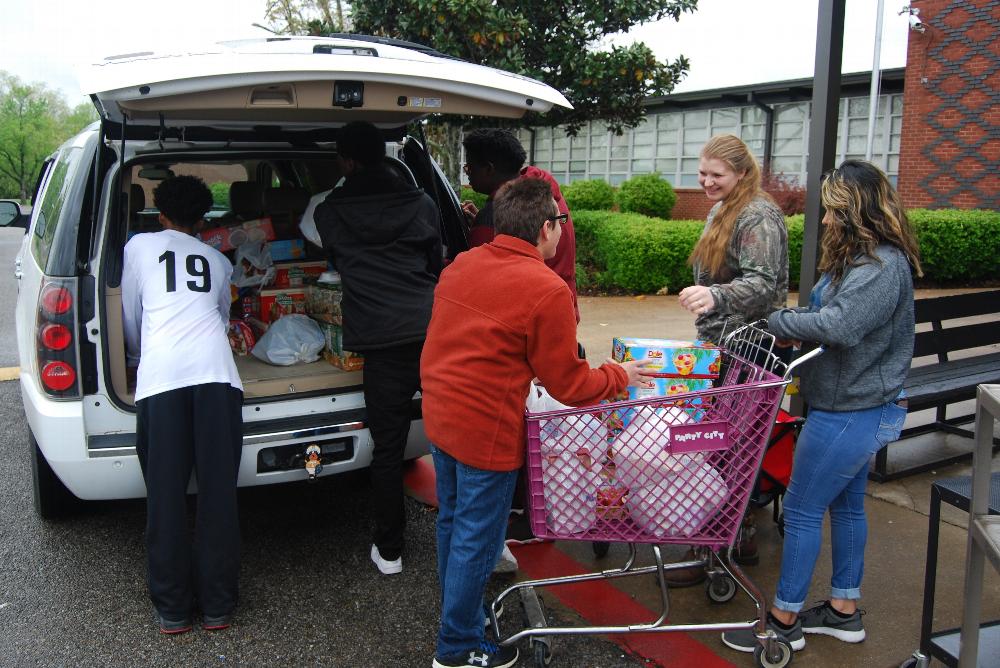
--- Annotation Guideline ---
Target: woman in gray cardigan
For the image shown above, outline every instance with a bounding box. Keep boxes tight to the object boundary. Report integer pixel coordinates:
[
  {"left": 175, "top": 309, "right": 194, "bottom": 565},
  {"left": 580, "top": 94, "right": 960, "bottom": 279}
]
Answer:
[{"left": 722, "top": 160, "right": 922, "bottom": 656}]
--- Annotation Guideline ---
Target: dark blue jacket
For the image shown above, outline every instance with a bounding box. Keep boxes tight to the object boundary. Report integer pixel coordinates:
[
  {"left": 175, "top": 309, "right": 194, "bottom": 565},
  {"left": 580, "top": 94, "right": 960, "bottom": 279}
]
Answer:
[{"left": 314, "top": 166, "right": 442, "bottom": 351}]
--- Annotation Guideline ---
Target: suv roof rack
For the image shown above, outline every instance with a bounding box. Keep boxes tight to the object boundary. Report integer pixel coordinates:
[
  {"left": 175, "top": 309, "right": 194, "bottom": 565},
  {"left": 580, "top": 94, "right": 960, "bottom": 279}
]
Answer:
[{"left": 324, "top": 33, "right": 467, "bottom": 62}]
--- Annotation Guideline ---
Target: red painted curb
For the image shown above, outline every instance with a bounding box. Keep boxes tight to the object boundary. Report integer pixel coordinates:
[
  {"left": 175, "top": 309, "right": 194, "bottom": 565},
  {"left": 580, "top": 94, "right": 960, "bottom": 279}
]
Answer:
[{"left": 508, "top": 542, "right": 737, "bottom": 668}]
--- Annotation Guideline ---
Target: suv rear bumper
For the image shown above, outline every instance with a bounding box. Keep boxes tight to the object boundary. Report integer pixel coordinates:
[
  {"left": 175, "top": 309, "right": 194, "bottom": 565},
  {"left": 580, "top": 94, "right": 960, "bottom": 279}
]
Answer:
[{"left": 23, "top": 377, "right": 429, "bottom": 501}]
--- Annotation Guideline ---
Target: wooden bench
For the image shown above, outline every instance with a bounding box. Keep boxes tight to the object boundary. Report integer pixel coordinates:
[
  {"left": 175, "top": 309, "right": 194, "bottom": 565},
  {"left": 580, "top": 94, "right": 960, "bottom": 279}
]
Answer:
[{"left": 870, "top": 289, "right": 1000, "bottom": 482}]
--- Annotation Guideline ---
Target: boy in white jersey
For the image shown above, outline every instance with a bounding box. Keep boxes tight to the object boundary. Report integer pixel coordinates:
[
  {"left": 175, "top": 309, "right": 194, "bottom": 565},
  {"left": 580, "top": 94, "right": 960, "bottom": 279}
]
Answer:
[{"left": 122, "top": 175, "right": 244, "bottom": 635}]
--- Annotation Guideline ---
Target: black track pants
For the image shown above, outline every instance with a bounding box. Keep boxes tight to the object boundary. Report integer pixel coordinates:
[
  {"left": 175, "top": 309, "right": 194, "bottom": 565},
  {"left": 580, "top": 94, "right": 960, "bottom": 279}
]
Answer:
[
  {"left": 362, "top": 341, "right": 423, "bottom": 561},
  {"left": 135, "top": 383, "right": 243, "bottom": 618}
]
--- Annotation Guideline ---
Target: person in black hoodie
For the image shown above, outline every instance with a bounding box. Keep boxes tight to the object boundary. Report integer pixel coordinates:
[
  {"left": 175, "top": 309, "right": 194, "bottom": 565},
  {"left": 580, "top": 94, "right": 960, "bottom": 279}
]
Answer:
[{"left": 314, "top": 121, "right": 442, "bottom": 575}]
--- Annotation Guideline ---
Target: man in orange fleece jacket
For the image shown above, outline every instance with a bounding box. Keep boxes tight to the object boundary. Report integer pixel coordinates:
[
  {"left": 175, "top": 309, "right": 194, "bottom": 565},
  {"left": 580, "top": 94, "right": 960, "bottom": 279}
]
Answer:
[{"left": 421, "top": 178, "right": 650, "bottom": 668}]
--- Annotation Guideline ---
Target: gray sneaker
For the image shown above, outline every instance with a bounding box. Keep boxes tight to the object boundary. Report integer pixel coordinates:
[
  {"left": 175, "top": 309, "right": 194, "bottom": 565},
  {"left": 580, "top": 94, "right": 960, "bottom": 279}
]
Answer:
[
  {"left": 799, "top": 601, "right": 866, "bottom": 643},
  {"left": 721, "top": 613, "right": 805, "bottom": 653}
]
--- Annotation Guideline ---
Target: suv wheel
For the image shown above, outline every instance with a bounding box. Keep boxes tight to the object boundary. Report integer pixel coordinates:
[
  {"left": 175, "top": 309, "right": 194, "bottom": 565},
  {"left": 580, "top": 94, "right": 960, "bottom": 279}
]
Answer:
[{"left": 29, "top": 431, "right": 78, "bottom": 519}]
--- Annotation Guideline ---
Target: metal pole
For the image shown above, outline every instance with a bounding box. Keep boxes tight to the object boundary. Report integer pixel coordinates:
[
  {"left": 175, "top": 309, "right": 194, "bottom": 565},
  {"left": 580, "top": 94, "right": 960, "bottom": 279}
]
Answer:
[
  {"left": 800, "top": 0, "right": 846, "bottom": 306},
  {"left": 792, "top": 0, "right": 846, "bottom": 417},
  {"left": 865, "top": 0, "right": 885, "bottom": 161},
  {"left": 751, "top": 94, "right": 774, "bottom": 175}
]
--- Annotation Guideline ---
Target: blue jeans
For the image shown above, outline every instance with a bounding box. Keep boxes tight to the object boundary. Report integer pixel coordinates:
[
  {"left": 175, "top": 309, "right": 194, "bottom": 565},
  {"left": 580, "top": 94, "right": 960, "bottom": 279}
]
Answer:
[
  {"left": 774, "top": 401, "right": 906, "bottom": 613},
  {"left": 432, "top": 446, "right": 518, "bottom": 658}
]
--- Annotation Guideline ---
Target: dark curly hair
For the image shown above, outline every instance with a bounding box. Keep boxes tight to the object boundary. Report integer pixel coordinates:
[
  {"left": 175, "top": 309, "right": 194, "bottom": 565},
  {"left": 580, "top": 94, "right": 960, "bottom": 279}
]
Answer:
[
  {"left": 462, "top": 128, "right": 527, "bottom": 176},
  {"left": 152, "top": 175, "right": 213, "bottom": 228}
]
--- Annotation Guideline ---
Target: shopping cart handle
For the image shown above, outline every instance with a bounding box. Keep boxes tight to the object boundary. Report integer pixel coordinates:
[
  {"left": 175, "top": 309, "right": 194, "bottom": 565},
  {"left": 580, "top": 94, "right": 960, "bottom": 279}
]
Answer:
[{"left": 784, "top": 345, "right": 824, "bottom": 379}]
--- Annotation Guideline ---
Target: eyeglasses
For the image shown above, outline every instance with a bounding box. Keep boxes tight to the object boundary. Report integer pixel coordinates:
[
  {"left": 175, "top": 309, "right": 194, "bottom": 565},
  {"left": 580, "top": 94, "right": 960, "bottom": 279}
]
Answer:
[
  {"left": 463, "top": 162, "right": 491, "bottom": 175},
  {"left": 547, "top": 213, "right": 569, "bottom": 226}
]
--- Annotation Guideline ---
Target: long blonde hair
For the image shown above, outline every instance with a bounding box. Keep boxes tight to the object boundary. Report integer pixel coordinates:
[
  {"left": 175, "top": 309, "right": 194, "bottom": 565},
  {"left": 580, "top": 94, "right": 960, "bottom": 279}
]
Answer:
[
  {"left": 820, "top": 160, "right": 922, "bottom": 282},
  {"left": 688, "top": 134, "right": 773, "bottom": 276}
]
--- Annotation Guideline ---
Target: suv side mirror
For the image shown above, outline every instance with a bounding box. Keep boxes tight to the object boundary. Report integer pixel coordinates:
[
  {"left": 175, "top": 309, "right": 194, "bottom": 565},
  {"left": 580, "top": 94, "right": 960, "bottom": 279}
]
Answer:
[{"left": 0, "top": 200, "right": 27, "bottom": 231}]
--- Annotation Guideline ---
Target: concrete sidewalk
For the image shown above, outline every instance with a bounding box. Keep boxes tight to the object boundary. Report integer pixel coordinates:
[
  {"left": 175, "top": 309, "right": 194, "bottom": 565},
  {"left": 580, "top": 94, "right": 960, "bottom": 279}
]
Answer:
[{"left": 551, "top": 292, "right": 1000, "bottom": 667}]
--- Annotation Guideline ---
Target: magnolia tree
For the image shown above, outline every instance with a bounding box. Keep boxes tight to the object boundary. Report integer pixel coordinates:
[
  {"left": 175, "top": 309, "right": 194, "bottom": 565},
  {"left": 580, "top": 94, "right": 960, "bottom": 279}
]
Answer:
[{"left": 0, "top": 73, "right": 96, "bottom": 200}]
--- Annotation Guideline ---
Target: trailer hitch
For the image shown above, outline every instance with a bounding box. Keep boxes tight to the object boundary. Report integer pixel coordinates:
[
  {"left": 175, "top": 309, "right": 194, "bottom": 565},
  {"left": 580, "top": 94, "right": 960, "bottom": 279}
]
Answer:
[{"left": 304, "top": 444, "right": 323, "bottom": 480}]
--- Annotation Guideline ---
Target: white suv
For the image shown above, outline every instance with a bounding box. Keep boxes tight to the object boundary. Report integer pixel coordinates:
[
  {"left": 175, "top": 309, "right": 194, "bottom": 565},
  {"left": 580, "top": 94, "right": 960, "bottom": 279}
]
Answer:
[{"left": 16, "top": 35, "right": 568, "bottom": 518}]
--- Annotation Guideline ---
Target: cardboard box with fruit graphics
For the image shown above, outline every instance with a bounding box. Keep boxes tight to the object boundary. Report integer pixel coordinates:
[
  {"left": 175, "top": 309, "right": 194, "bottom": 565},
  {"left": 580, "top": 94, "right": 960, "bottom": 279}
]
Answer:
[
  {"left": 609, "top": 338, "right": 720, "bottom": 428},
  {"left": 611, "top": 337, "right": 721, "bottom": 379}
]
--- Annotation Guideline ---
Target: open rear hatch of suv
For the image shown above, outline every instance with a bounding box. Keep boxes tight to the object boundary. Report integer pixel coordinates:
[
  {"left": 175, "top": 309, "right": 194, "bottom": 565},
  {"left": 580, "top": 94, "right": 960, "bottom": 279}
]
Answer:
[{"left": 84, "top": 35, "right": 570, "bottom": 133}]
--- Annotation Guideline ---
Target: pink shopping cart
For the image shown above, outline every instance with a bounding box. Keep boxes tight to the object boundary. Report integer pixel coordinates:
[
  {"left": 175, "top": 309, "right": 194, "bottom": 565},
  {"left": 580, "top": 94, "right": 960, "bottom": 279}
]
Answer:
[{"left": 490, "top": 321, "right": 821, "bottom": 668}]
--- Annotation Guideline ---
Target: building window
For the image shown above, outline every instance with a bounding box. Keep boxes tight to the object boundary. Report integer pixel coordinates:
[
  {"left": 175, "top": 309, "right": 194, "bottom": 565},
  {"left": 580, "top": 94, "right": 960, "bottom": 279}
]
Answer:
[{"left": 516, "top": 89, "right": 902, "bottom": 189}]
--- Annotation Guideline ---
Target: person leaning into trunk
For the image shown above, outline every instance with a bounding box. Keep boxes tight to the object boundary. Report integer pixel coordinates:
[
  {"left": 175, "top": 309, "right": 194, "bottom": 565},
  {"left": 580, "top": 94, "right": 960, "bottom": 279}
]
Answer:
[
  {"left": 420, "top": 178, "right": 653, "bottom": 668},
  {"left": 313, "top": 120, "right": 442, "bottom": 576},
  {"left": 122, "top": 175, "right": 244, "bottom": 635}
]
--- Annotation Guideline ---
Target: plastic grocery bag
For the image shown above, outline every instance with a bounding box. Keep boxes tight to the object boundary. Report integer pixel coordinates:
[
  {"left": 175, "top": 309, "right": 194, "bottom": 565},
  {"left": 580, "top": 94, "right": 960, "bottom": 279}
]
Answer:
[
  {"left": 251, "top": 314, "right": 325, "bottom": 366},
  {"left": 232, "top": 241, "right": 275, "bottom": 288},
  {"left": 629, "top": 463, "right": 729, "bottom": 538},
  {"left": 542, "top": 447, "right": 600, "bottom": 535},
  {"left": 526, "top": 384, "right": 607, "bottom": 459},
  {"left": 527, "top": 384, "right": 607, "bottom": 534},
  {"left": 613, "top": 406, "right": 700, "bottom": 490}
]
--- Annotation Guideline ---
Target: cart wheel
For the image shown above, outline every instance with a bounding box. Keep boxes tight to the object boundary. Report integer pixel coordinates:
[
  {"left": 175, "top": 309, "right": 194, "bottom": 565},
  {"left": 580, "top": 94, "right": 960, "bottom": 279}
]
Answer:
[
  {"left": 531, "top": 639, "right": 553, "bottom": 667},
  {"left": 592, "top": 541, "right": 610, "bottom": 558},
  {"left": 754, "top": 639, "right": 793, "bottom": 668},
  {"left": 705, "top": 573, "right": 738, "bottom": 604},
  {"left": 898, "top": 659, "right": 919, "bottom": 668}
]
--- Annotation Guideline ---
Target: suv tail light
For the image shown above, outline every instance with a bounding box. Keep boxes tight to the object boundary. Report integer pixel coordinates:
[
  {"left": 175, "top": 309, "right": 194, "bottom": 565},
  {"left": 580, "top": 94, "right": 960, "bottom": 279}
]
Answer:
[
  {"left": 41, "top": 285, "right": 73, "bottom": 315},
  {"left": 35, "top": 278, "right": 81, "bottom": 399}
]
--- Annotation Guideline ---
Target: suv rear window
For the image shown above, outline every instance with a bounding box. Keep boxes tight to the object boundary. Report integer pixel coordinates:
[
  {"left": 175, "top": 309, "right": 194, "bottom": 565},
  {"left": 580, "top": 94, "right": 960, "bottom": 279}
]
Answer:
[
  {"left": 129, "top": 162, "right": 248, "bottom": 232},
  {"left": 32, "top": 138, "right": 95, "bottom": 277}
]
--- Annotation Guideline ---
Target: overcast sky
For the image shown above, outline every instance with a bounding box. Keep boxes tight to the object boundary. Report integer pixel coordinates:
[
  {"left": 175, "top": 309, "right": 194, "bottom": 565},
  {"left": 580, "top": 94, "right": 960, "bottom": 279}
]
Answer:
[{"left": 1, "top": 0, "right": 909, "bottom": 106}]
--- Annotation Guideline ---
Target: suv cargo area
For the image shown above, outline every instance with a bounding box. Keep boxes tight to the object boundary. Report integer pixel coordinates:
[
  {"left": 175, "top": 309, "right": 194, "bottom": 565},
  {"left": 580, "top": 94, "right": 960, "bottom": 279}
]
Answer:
[{"left": 107, "top": 152, "right": 400, "bottom": 404}]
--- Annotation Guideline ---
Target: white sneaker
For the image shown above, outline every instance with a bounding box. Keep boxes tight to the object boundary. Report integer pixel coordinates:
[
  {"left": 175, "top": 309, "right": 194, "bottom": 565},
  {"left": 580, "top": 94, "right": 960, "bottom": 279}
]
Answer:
[
  {"left": 370, "top": 544, "right": 402, "bottom": 575},
  {"left": 492, "top": 544, "right": 519, "bottom": 574}
]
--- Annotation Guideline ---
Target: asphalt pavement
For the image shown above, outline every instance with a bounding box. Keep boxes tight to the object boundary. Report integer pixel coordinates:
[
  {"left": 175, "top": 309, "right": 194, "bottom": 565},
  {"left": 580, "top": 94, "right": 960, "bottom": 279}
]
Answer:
[
  {"left": 0, "top": 377, "right": 643, "bottom": 667},
  {"left": 0, "top": 227, "right": 26, "bottom": 368}
]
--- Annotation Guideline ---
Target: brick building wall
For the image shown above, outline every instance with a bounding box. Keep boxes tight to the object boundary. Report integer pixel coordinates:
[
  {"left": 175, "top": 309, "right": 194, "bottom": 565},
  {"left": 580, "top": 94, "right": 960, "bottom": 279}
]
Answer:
[
  {"left": 671, "top": 189, "right": 715, "bottom": 221},
  {"left": 897, "top": 0, "right": 999, "bottom": 209}
]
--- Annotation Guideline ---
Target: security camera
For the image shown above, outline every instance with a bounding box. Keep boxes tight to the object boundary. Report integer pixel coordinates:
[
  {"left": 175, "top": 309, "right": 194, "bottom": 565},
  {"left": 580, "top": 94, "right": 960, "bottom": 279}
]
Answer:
[{"left": 900, "top": 6, "right": 926, "bottom": 32}]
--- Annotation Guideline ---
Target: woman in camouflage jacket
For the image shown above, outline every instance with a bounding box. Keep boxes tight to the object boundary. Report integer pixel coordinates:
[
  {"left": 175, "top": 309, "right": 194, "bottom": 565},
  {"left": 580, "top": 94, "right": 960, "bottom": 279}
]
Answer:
[
  {"left": 668, "top": 134, "right": 788, "bottom": 587},
  {"left": 679, "top": 134, "right": 788, "bottom": 344}
]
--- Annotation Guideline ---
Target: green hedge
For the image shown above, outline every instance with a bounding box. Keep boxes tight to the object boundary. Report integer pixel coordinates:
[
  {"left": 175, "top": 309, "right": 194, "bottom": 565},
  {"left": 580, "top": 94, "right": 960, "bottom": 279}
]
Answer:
[
  {"left": 573, "top": 208, "right": 1000, "bottom": 293},
  {"left": 563, "top": 179, "right": 616, "bottom": 211},
  {"left": 573, "top": 210, "right": 702, "bottom": 293},
  {"left": 209, "top": 182, "right": 230, "bottom": 208},
  {"left": 459, "top": 186, "right": 488, "bottom": 211},
  {"left": 617, "top": 173, "right": 676, "bottom": 219},
  {"left": 908, "top": 209, "right": 1000, "bottom": 280}
]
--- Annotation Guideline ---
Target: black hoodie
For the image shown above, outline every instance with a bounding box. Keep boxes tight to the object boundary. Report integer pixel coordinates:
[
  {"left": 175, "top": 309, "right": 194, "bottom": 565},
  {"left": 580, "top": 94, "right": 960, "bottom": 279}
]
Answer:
[{"left": 313, "top": 166, "right": 442, "bottom": 351}]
